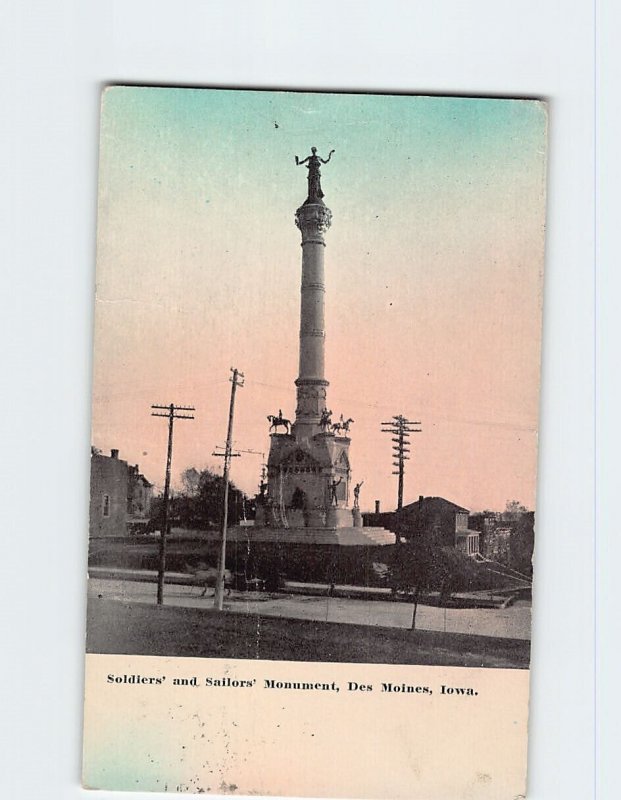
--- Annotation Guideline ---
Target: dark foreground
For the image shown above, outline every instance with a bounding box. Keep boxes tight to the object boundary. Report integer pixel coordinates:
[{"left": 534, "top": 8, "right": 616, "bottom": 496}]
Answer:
[{"left": 86, "top": 597, "right": 530, "bottom": 669}]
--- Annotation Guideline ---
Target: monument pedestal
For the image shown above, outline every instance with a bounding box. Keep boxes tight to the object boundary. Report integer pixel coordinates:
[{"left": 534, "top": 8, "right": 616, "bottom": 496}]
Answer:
[
  {"left": 256, "top": 501, "right": 365, "bottom": 531},
  {"left": 265, "top": 430, "right": 352, "bottom": 529},
  {"left": 326, "top": 506, "right": 354, "bottom": 528}
]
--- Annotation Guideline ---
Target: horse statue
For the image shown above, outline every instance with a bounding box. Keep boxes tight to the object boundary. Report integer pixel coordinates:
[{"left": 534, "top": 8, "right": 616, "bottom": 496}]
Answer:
[
  {"left": 331, "top": 417, "right": 354, "bottom": 435},
  {"left": 267, "top": 412, "right": 291, "bottom": 434}
]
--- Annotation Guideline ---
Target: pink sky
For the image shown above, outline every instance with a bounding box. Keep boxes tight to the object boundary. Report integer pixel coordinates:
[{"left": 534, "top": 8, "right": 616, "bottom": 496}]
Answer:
[{"left": 91, "top": 88, "right": 546, "bottom": 513}]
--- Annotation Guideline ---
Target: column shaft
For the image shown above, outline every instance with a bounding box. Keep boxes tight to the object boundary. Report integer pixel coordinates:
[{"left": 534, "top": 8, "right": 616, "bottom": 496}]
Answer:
[
  {"left": 294, "top": 203, "right": 332, "bottom": 429},
  {"left": 299, "top": 240, "right": 326, "bottom": 381}
]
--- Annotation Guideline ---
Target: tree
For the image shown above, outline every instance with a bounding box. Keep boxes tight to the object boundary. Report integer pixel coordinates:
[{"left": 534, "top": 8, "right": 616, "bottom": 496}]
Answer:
[
  {"left": 389, "top": 534, "right": 485, "bottom": 628},
  {"left": 389, "top": 533, "right": 447, "bottom": 628},
  {"left": 181, "top": 467, "right": 201, "bottom": 497},
  {"left": 190, "top": 468, "right": 247, "bottom": 528},
  {"left": 148, "top": 467, "right": 249, "bottom": 531},
  {"left": 509, "top": 512, "right": 535, "bottom": 576},
  {"left": 501, "top": 501, "right": 535, "bottom": 576},
  {"left": 503, "top": 500, "right": 529, "bottom": 520}
]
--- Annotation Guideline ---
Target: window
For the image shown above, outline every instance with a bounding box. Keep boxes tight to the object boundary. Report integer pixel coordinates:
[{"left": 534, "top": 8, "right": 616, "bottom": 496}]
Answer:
[
  {"left": 102, "top": 494, "right": 110, "bottom": 518},
  {"left": 455, "top": 512, "right": 468, "bottom": 531},
  {"left": 467, "top": 534, "right": 479, "bottom": 555}
]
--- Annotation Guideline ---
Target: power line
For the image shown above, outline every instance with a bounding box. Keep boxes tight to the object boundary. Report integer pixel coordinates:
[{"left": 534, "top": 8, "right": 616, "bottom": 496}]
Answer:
[
  {"left": 151, "top": 403, "right": 195, "bottom": 605},
  {"left": 214, "top": 445, "right": 265, "bottom": 491},
  {"left": 381, "top": 415, "right": 422, "bottom": 511}
]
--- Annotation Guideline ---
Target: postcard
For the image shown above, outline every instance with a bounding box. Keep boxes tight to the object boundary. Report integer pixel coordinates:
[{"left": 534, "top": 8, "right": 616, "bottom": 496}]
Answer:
[{"left": 83, "top": 86, "right": 546, "bottom": 798}]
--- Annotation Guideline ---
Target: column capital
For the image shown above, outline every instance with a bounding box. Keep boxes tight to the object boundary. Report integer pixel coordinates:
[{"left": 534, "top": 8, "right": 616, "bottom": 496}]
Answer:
[{"left": 295, "top": 203, "right": 332, "bottom": 240}]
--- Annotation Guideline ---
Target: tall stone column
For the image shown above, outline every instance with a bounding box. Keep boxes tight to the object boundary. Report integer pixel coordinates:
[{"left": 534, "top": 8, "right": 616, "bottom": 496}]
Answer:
[{"left": 294, "top": 202, "right": 332, "bottom": 437}]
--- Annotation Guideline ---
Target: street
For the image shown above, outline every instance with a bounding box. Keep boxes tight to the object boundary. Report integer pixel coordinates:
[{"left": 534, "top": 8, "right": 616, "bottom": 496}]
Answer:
[{"left": 88, "top": 577, "right": 531, "bottom": 640}]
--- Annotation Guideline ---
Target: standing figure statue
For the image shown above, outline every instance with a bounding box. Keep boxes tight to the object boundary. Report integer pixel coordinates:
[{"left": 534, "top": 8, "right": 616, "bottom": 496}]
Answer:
[
  {"left": 295, "top": 147, "right": 335, "bottom": 204},
  {"left": 329, "top": 476, "right": 343, "bottom": 506},
  {"left": 353, "top": 480, "right": 364, "bottom": 510}
]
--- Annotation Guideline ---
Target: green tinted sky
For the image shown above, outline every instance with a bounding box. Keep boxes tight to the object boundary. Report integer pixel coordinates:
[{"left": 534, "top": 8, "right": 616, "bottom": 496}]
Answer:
[{"left": 93, "top": 86, "right": 546, "bottom": 511}]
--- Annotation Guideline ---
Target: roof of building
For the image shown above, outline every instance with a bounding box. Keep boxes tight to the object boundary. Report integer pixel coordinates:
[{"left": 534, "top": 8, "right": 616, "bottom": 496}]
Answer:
[
  {"left": 91, "top": 450, "right": 154, "bottom": 487},
  {"left": 400, "top": 496, "right": 470, "bottom": 515}
]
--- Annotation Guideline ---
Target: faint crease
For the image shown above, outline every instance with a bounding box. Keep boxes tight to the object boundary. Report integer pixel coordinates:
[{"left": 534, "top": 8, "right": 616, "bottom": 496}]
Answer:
[{"left": 95, "top": 296, "right": 188, "bottom": 313}]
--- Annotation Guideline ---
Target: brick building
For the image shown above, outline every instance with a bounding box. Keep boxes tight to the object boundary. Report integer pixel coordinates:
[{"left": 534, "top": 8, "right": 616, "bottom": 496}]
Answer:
[{"left": 89, "top": 448, "right": 153, "bottom": 537}]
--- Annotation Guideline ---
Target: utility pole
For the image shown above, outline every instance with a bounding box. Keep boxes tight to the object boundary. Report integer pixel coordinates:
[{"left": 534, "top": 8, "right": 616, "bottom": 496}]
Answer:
[
  {"left": 151, "top": 403, "right": 195, "bottom": 605},
  {"left": 257, "top": 455, "right": 267, "bottom": 494},
  {"left": 381, "top": 415, "right": 422, "bottom": 511},
  {"left": 215, "top": 447, "right": 266, "bottom": 498},
  {"left": 214, "top": 368, "right": 244, "bottom": 610}
]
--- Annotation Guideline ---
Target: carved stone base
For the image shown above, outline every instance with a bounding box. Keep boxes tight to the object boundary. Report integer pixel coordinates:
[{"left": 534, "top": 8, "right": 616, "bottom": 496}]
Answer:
[
  {"left": 265, "top": 429, "right": 351, "bottom": 528},
  {"left": 326, "top": 506, "right": 354, "bottom": 529}
]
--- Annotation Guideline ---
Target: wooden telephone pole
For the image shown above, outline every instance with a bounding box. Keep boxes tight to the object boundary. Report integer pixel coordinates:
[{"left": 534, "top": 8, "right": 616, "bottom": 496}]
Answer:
[
  {"left": 151, "top": 403, "right": 195, "bottom": 605},
  {"left": 381, "top": 415, "right": 421, "bottom": 510},
  {"left": 214, "top": 368, "right": 244, "bottom": 610}
]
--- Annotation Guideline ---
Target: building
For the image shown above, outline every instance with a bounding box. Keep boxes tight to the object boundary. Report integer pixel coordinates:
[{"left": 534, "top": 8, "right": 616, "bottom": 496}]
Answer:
[
  {"left": 364, "top": 496, "right": 481, "bottom": 556},
  {"left": 89, "top": 448, "right": 153, "bottom": 537},
  {"left": 469, "top": 510, "right": 535, "bottom": 572},
  {"left": 127, "top": 464, "right": 153, "bottom": 533}
]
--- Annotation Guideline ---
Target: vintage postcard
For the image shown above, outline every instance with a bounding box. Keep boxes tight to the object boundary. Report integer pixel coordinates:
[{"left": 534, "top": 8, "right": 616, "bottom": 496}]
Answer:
[{"left": 84, "top": 86, "right": 546, "bottom": 798}]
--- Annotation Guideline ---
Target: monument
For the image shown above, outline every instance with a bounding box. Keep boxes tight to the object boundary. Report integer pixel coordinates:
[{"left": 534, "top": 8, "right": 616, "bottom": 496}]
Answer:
[{"left": 254, "top": 148, "right": 394, "bottom": 547}]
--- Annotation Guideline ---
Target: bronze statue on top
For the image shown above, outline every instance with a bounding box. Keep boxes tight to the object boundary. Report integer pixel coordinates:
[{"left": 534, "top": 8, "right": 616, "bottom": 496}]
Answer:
[{"left": 295, "top": 147, "right": 335, "bottom": 204}]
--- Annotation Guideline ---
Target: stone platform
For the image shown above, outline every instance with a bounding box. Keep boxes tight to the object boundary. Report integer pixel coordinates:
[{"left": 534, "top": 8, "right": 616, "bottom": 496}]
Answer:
[{"left": 220, "top": 526, "right": 396, "bottom": 547}]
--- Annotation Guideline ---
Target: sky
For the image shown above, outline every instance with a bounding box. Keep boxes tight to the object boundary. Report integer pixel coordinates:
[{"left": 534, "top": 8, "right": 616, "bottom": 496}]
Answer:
[{"left": 91, "top": 86, "right": 547, "bottom": 512}]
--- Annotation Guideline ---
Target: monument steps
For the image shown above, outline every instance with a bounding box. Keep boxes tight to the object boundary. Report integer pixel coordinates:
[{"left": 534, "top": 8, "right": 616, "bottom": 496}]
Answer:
[{"left": 195, "top": 526, "right": 396, "bottom": 547}]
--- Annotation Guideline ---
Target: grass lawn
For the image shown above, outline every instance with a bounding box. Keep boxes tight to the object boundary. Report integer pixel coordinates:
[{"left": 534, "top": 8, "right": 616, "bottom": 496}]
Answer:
[{"left": 87, "top": 597, "right": 529, "bottom": 669}]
